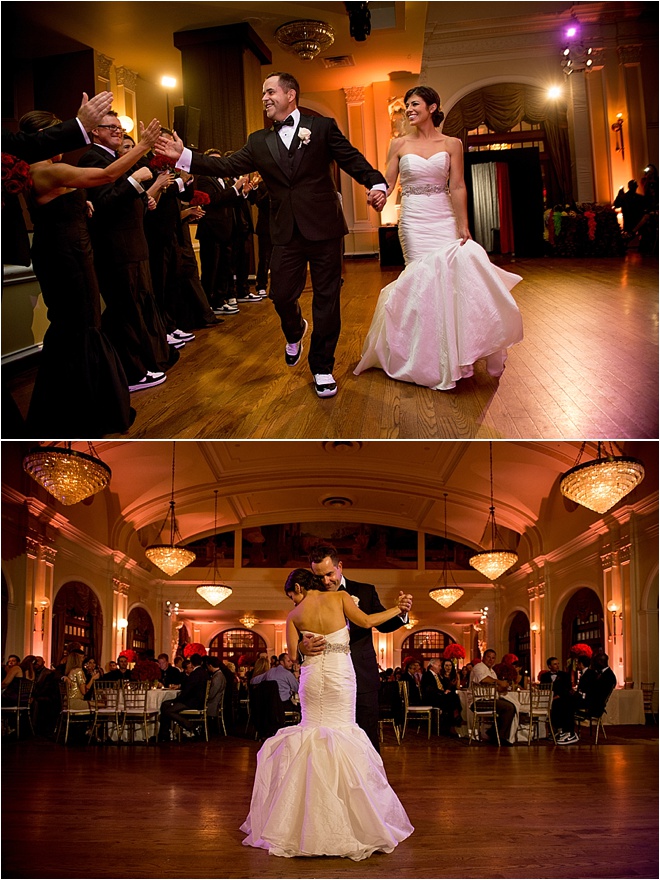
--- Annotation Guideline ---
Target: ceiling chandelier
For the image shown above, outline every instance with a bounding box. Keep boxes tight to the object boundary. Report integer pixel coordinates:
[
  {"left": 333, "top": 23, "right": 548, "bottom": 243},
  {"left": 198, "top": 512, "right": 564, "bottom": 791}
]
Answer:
[
  {"left": 197, "top": 490, "right": 232, "bottom": 606},
  {"left": 145, "top": 442, "right": 196, "bottom": 576},
  {"left": 560, "top": 442, "right": 645, "bottom": 514},
  {"left": 23, "top": 442, "right": 111, "bottom": 505},
  {"left": 275, "top": 20, "right": 335, "bottom": 61},
  {"left": 430, "top": 493, "right": 464, "bottom": 608},
  {"left": 239, "top": 614, "right": 258, "bottom": 629},
  {"left": 469, "top": 443, "right": 518, "bottom": 580}
]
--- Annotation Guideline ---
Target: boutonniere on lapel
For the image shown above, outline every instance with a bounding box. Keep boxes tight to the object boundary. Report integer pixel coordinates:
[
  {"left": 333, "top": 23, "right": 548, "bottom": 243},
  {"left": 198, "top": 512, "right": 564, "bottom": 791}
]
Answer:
[
  {"left": 297, "top": 127, "right": 312, "bottom": 149},
  {"left": 349, "top": 594, "right": 360, "bottom": 607}
]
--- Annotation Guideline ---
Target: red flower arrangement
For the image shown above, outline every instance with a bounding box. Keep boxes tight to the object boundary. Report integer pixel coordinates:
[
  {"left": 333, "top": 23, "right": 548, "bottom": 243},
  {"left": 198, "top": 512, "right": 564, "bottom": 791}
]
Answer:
[
  {"left": 502, "top": 653, "right": 519, "bottom": 666},
  {"left": 148, "top": 154, "right": 175, "bottom": 173},
  {"left": 443, "top": 644, "right": 466, "bottom": 660},
  {"left": 133, "top": 659, "right": 162, "bottom": 682},
  {"left": 570, "top": 643, "right": 593, "bottom": 659},
  {"left": 190, "top": 190, "right": 210, "bottom": 207},
  {"left": 183, "top": 642, "right": 207, "bottom": 658},
  {"left": 2, "top": 153, "right": 33, "bottom": 197},
  {"left": 118, "top": 649, "right": 138, "bottom": 663},
  {"left": 493, "top": 662, "right": 518, "bottom": 683}
]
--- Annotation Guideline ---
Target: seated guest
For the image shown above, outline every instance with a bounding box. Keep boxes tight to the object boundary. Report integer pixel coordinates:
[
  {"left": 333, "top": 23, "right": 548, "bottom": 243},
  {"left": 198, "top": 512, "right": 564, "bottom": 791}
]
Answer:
[
  {"left": 157, "top": 653, "right": 182, "bottom": 687},
  {"left": 460, "top": 662, "right": 474, "bottom": 688},
  {"left": 270, "top": 655, "right": 279, "bottom": 669},
  {"left": 182, "top": 659, "right": 193, "bottom": 676},
  {"left": 539, "top": 656, "right": 573, "bottom": 737},
  {"left": 83, "top": 658, "right": 102, "bottom": 691},
  {"left": 174, "top": 656, "right": 184, "bottom": 672},
  {"left": 31, "top": 658, "right": 59, "bottom": 735},
  {"left": 203, "top": 656, "right": 227, "bottom": 721},
  {"left": 438, "top": 659, "right": 463, "bottom": 735},
  {"left": 420, "top": 658, "right": 444, "bottom": 708},
  {"left": 558, "top": 653, "right": 616, "bottom": 746},
  {"left": 402, "top": 657, "right": 424, "bottom": 706},
  {"left": 250, "top": 653, "right": 299, "bottom": 712},
  {"left": 249, "top": 656, "right": 270, "bottom": 681},
  {"left": 470, "top": 649, "right": 516, "bottom": 746},
  {"left": 2, "top": 655, "right": 21, "bottom": 681},
  {"left": 104, "top": 655, "right": 133, "bottom": 682},
  {"left": 2, "top": 655, "right": 35, "bottom": 705},
  {"left": 158, "top": 653, "right": 209, "bottom": 741},
  {"left": 105, "top": 660, "right": 118, "bottom": 674},
  {"left": 64, "top": 650, "right": 96, "bottom": 708}
]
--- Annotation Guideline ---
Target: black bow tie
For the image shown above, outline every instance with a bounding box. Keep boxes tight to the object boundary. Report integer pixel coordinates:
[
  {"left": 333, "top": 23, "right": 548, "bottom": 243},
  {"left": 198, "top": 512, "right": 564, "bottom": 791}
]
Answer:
[{"left": 273, "top": 116, "right": 295, "bottom": 131}]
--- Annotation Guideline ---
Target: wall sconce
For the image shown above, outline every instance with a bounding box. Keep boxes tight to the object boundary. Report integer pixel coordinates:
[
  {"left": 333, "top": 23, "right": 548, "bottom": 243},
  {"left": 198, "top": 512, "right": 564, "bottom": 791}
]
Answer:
[
  {"left": 117, "top": 115, "right": 134, "bottom": 134},
  {"left": 117, "top": 617, "right": 128, "bottom": 650},
  {"left": 611, "top": 114, "right": 625, "bottom": 158},
  {"left": 607, "top": 600, "right": 622, "bottom": 643},
  {"left": 530, "top": 621, "right": 540, "bottom": 650},
  {"left": 34, "top": 597, "right": 50, "bottom": 635}
]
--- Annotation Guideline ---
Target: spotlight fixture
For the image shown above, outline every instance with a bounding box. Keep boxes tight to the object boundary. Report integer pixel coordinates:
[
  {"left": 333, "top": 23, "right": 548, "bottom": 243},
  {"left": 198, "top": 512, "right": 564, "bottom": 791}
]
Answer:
[
  {"left": 560, "top": 442, "right": 644, "bottom": 514},
  {"left": 197, "top": 490, "right": 232, "bottom": 607},
  {"left": 145, "top": 442, "right": 196, "bottom": 576},
  {"left": 275, "top": 20, "right": 335, "bottom": 60},
  {"left": 23, "top": 442, "right": 111, "bottom": 506},
  {"left": 430, "top": 493, "right": 464, "bottom": 608},
  {"left": 560, "top": 15, "right": 593, "bottom": 76},
  {"left": 469, "top": 444, "right": 518, "bottom": 580},
  {"left": 345, "top": 2, "right": 371, "bottom": 42}
]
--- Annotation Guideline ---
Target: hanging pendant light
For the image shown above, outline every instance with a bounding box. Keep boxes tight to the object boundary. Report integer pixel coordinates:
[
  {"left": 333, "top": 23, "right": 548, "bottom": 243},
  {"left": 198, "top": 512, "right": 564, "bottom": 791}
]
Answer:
[
  {"left": 145, "top": 442, "right": 196, "bottom": 576},
  {"left": 469, "top": 443, "right": 518, "bottom": 580},
  {"left": 239, "top": 614, "right": 258, "bottom": 629},
  {"left": 23, "top": 442, "right": 111, "bottom": 505},
  {"left": 197, "top": 490, "right": 232, "bottom": 606},
  {"left": 560, "top": 441, "right": 645, "bottom": 514},
  {"left": 430, "top": 493, "right": 465, "bottom": 608}
]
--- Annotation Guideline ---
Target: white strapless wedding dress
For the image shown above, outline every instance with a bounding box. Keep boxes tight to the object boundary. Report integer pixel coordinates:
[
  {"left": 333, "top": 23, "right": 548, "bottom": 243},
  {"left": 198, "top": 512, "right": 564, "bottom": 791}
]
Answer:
[
  {"left": 240, "top": 627, "right": 413, "bottom": 860},
  {"left": 354, "top": 151, "right": 523, "bottom": 390}
]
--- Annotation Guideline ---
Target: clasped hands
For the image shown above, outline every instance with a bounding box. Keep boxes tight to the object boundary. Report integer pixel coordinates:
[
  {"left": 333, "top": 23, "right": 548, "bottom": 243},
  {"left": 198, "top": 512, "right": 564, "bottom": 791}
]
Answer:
[{"left": 367, "top": 189, "right": 387, "bottom": 212}]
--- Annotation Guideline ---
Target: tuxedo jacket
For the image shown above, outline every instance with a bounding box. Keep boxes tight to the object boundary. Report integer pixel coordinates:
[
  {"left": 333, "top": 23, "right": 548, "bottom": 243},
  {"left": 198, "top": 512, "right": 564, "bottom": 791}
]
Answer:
[
  {"left": 144, "top": 177, "right": 194, "bottom": 246},
  {"left": 578, "top": 667, "right": 617, "bottom": 716},
  {"left": 341, "top": 577, "right": 404, "bottom": 696},
  {"left": 78, "top": 144, "right": 149, "bottom": 262},
  {"left": 421, "top": 669, "right": 443, "bottom": 705},
  {"left": 190, "top": 115, "right": 386, "bottom": 246},
  {"left": 179, "top": 665, "right": 209, "bottom": 709},
  {"left": 195, "top": 176, "right": 242, "bottom": 242},
  {"left": 539, "top": 669, "right": 572, "bottom": 697}
]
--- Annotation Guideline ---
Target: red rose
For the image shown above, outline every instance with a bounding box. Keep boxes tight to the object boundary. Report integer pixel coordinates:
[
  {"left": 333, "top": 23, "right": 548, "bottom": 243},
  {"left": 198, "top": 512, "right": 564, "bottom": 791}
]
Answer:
[
  {"left": 2, "top": 153, "right": 32, "bottom": 196},
  {"left": 148, "top": 154, "right": 174, "bottom": 173},
  {"left": 183, "top": 642, "right": 207, "bottom": 658},
  {"left": 190, "top": 190, "right": 210, "bottom": 207}
]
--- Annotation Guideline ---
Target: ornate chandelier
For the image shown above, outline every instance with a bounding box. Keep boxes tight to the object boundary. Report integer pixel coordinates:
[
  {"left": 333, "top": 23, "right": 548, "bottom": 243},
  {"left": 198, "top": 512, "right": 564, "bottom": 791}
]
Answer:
[
  {"left": 23, "top": 442, "right": 111, "bottom": 506},
  {"left": 275, "top": 20, "right": 335, "bottom": 60},
  {"left": 197, "top": 490, "right": 232, "bottom": 606},
  {"left": 560, "top": 442, "right": 645, "bottom": 514},
  {"left": 145, "top": 443, "right": 196, "bottom": 576},
  {"left": 430, "top": 493, "right": 464, "bottom": 608},
  {"left": 469, "top": 443, "right": 518, "bottom": 580},
  {"left": 239, "top": 614, "right": 258, "bottom": 629}
]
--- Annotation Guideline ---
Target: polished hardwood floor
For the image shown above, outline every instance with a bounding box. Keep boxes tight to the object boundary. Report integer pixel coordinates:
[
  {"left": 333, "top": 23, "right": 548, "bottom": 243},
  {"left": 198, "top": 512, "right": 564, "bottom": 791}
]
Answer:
[
  {"left": 2, "top": 726, "right": 658, "bottom": 879},
  {"left": 6, "top": 253, "right": 658, "bottom": 439}
]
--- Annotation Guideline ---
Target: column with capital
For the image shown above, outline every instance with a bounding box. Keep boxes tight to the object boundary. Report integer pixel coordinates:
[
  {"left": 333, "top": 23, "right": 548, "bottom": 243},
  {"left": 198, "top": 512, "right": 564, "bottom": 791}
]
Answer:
[
  {"left": 113, "top": 579, "right": 130, "bottom": 660},
  {"left": 25, "top": 536, "right": 57, "bottom": 661},
  {"left": 343, "top": 85, "right": 381, "bottom": 254}
]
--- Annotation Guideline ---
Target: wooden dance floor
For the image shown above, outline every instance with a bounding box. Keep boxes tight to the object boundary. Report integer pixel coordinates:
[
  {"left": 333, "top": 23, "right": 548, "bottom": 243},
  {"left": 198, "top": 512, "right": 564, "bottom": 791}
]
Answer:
[
  {"left": 6, "top": 253, "right": 658, "bottom": 439},
  {"left": 2, "top": 729, "right": 658, "bottom": 879}
]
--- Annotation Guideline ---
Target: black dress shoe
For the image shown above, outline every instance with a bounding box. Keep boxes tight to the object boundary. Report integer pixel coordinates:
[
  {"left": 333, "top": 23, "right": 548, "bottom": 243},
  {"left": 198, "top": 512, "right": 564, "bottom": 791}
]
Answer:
[{"left": 204, "top": 316, "right": 224, "bottom": 326}]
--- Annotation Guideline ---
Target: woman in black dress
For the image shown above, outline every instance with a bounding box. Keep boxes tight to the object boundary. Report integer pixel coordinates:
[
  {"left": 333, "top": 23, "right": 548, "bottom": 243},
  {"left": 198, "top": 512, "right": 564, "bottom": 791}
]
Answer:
[
  {"left": 439, "top": 659, "right": 463, "bottom": 736},
  {"left": 19, "top": 111, "right": 160, "bottom": 437}
]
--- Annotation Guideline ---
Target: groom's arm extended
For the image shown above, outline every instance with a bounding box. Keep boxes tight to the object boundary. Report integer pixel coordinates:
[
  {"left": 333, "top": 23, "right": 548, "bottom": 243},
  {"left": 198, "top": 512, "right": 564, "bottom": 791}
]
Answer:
[
  {"left": 324, "top": 118, "right": 386, "bottom": 209},
  {"left": 155, "top": 131, "right": 256, "bottom": 179}
]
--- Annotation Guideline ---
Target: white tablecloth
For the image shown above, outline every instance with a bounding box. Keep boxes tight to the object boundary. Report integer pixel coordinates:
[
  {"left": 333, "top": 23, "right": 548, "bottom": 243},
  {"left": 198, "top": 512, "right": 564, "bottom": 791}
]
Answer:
[
  {"left": 603, "top": 688, "right": 646, "bottom": 725},
  {"left": 107, "top": 688, "right": 180, "bottom": 741},
  {"left": 457, "top": 689, "right": 545, "bottom": 743}
]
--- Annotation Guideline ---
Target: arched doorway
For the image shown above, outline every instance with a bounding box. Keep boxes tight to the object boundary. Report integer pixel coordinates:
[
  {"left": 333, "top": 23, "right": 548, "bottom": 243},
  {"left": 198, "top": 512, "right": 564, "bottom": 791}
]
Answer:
[
  {"left": 507, "top": 611, "right": 530, "bottom": 676},
  {"left": 561, "top": 587, "right": 605, "bottom": 663},
  {"left": 51, "top": 581, "right": 103, "bottom": 665},
  {"left": 127, "top": 606, "right": 155, "bottom": 659},
  {"left": 208, "top": 628, "right": 267, "bottom": 668},
  {"left": 401, "top": 629, "right": 454, "bottom": 667}
]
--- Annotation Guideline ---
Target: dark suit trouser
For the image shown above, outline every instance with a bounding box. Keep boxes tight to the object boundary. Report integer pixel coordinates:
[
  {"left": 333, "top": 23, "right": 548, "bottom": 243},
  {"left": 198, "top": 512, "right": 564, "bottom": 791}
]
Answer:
[
  {"left": 495, "top": 698, "right": 516, "bottom": 740},
  {"left": 356, "top": 688, "right": 380, "bottom": 754},
  {"left": 255, "top": 234, "right": 272, "bottom": 290},
  {"left": 269, "top": 230, "right": 343, "bottom": 375},
  {"left": 159, "top": 699, "right": 198, "bottom": 738},
  {"left": 199, "top": 236, "right": 233, "bottom": 306}
]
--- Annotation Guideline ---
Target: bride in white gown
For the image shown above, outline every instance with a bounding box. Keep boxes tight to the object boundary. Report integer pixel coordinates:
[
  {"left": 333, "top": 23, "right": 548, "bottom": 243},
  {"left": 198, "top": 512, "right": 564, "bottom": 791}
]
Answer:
[
  {"left": 354, "top": 86, "right": 523, "bottom": 391},
  {"left": 241, "top": 570, "right": 413, "bottom": 860}
]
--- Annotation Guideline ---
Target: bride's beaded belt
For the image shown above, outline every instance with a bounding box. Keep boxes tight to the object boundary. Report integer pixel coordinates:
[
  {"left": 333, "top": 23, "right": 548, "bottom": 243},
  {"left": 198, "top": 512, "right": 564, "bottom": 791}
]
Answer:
[
  {"left": 323, "top": 643, "right": 351, "bottom": 654},
  {"left": 401, "top": 184, "right": 446, "bottom": 196}
]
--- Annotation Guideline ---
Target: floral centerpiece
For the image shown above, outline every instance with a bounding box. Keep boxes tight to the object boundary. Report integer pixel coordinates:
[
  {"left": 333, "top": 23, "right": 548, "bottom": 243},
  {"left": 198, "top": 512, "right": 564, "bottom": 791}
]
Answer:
[
  {"left": 443, "top": 644, "right": 466, "bottom": 661},
  {"left": 133, "top": 659, "right": 162, "bottom": 683},
  {"left": 183, "top": 642, "right": 207, "bottom": 658},
  {"left": 569, "top": 643, "right": 593, "bottom": 659},
  {"left": 2, "top": 153, "right": 32, "bottom": 205},
  {"left": 493, "top": 662, "right": 518, "bottom": 683},
  {"left": 501, "top": 653, "right": 518, "bottom": 666},
  {"left": 118, "top": 648, "right": 138, "bottom": 663}
]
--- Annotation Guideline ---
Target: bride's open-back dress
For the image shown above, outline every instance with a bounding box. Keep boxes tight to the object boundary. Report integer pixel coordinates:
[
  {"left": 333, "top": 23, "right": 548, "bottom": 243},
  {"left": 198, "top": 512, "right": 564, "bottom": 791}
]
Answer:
[
  {"left": 354, "top": 151, "right": 523, "bottom": 390},
  {"left": 240, "top": 626, "right": 413, "bottom": 860}
]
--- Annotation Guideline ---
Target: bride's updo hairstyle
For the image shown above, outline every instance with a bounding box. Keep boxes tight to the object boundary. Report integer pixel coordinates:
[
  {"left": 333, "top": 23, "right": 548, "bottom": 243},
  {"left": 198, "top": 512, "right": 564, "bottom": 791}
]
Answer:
[
  {"left": 19, "top": 110, "right": 62, "bottom": 134},
  {"left": 284, "top": 568, "right": 324, "bottom": 596},
  {"left": 404, "top": 86, "right": 444, "bottom": 127}
]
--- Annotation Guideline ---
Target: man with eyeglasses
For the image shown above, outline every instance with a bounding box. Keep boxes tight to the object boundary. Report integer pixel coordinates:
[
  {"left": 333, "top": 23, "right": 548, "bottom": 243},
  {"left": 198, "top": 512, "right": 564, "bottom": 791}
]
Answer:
[{"left": 79, "top": 110, "right": 179, "bottom": 392}]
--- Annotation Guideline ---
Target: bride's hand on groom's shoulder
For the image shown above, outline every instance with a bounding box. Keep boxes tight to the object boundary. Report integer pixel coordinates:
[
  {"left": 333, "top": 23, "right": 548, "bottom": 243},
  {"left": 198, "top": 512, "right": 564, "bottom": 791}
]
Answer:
[{"left": 299, "top": 633, "right": 326, "bottom": 656}]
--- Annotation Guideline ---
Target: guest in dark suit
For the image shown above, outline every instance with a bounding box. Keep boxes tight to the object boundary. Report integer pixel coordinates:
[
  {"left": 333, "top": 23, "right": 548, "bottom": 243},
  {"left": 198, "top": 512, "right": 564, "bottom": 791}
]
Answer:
[
  {"left": 539, "top": 656, "right": 573, "bottom": 736},
  {"left": 402, "top": 658, "right": 424, "bottom": 706},
  {"left": 157, "top": 71, "right": 387, "bottom": 399},
  {"left": 158, "top": 653, "right": 209, "bottom": 741},
  {"left": 421, "top": 658, "right": 444, "bottom": 708},
  {"left": 157, "top": 653, "right": 182, "bottom": 688},
  {"left": 557, "top": 653, "right": 617, "bottom": 745},
  {"left": 306, "top": 543, "right": 412, "bottom": 752},
  {"left": 79, "top": 110, "right": 178, "bottom": 392}
]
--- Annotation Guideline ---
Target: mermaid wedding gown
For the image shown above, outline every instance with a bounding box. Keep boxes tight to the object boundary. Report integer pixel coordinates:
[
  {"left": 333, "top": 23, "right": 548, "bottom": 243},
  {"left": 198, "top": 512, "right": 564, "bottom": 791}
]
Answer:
[
  {"left": 354, "top": 151, "right": 523, "bottom": 390},
  {"left": 240, "top": 626, "right": 413, "bottom": 860}
]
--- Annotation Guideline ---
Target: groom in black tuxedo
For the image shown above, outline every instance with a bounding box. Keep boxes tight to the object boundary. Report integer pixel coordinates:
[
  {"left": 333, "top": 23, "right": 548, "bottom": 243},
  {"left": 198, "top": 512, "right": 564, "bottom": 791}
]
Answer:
[
  {"left": 156, "top": 71, "right": 387, "bottom": 399},
  {"left": 308, "top": 543, "right": 412, "bottom": 752}
]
